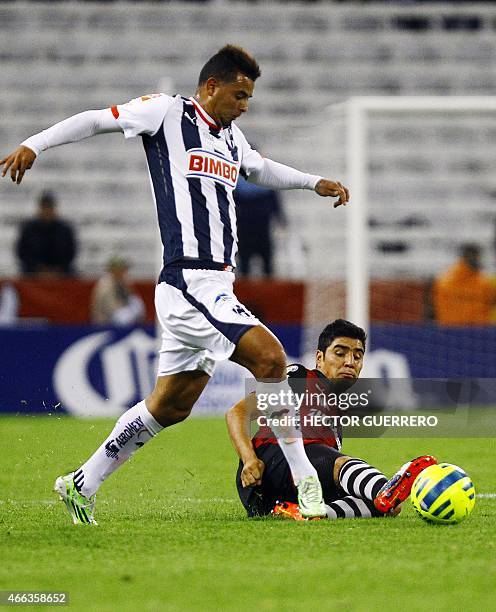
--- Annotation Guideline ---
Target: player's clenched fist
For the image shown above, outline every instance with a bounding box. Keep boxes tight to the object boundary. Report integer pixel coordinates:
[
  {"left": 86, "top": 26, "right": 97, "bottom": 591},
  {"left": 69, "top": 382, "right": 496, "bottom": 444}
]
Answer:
[
  {"left": 1, "top": 145, "right": 37, "bottom": 185},
  {"left": 315, "top": 178, "right": 350, "bottom": 208},
  {"left": 241, "top": 457, "right": 265, "bottom": 488}
]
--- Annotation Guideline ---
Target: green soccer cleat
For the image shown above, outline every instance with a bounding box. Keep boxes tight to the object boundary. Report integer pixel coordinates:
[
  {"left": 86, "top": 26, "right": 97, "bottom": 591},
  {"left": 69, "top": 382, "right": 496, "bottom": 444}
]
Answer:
[
  {"left": 54, "top": 473, "right": 97, "bottom": 525},
  {"left": 297, "top": 475, "right": 326, "bottom": 518}
]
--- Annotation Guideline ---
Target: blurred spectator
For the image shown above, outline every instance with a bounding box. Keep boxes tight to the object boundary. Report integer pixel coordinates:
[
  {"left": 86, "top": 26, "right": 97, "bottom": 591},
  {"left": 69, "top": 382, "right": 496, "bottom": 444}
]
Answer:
[
  {"left": 0, "top": 282, "right": 19, "bottom": 325},
  {"left": 234, "top": 177, "right": 286, "bottom": 277},
  {"left": 433, "top": 243, "right": 496, "bottom": 325},
  {"left": 16, "top": 191, "right": 77, "bottom": 277},
  {"left": 91, "top": 256, "right": 145, "bottom": 326}
]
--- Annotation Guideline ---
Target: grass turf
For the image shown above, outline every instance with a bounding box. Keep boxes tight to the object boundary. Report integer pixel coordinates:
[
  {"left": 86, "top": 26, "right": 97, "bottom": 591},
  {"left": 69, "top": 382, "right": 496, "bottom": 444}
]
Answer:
[{"left": 1, "top": 416, "right": 495, "bottom": 611}]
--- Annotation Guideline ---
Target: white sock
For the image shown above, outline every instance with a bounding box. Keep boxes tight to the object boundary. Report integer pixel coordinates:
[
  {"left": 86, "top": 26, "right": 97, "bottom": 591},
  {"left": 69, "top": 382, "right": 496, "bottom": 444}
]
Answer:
[
  {"left": 256, "top": 380, "right": 318, "bottom": 485},
  {"left": 74, "top": 400, "right": 163, "bottom": 498},
  {"left": 278, "top": 438, "right": 319, "bottom": 485}
]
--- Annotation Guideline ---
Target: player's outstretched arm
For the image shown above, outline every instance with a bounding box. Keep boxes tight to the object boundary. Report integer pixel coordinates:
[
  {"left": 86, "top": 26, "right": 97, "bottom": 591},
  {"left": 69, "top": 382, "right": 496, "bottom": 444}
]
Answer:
[
  {"left": 1, "top": 108, "right": 120, "bottom": 185},
  {"left": 1, "top": 146, "right": 37, "bottom": 185},
  {"left": 246, "top": 156, "right": 350, "bottom": 208},
  {"left": 225, "top": 395, "right": 265, "bottom": 487}
]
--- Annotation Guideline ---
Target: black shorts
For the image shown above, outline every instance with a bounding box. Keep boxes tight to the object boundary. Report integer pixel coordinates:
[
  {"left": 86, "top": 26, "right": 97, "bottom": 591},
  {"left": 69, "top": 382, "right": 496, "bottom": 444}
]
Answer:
[{"left": 236, "top": 443, "right": 345, "bottom": 517}]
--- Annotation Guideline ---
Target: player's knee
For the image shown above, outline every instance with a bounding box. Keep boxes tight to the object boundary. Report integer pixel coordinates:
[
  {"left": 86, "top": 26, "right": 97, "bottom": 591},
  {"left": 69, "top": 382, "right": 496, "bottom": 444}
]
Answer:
[
  {"left": 156, "top": 404, "right": 192, "bottom": 427},
  {"left": 333, "top": 455, "right": 353, "bottom": 484},
  {"left": 146, "top": 396, "right": 192, "bottom": 427},
  {"left": 253, "top": 345, "right": 286, "bottom": 380}
]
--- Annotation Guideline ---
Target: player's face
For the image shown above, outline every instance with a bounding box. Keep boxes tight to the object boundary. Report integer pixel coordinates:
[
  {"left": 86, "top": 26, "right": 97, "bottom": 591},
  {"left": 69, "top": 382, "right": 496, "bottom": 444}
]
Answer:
[
  {"left": 316, "top": 337, "right": 365, "bottom": 380},
  {"left": 205, "top": 74, "right": 254, "bottom": 127}
]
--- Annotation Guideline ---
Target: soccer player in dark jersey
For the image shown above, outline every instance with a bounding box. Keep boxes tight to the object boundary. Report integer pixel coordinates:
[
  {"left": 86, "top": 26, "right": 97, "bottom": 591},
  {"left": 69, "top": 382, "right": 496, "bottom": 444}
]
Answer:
[
  {"left": 1, "top": 45, "right": 348, "bottom": 523},
  {"left": 227, "top": 319, "right": 436, "bottom": 520}
]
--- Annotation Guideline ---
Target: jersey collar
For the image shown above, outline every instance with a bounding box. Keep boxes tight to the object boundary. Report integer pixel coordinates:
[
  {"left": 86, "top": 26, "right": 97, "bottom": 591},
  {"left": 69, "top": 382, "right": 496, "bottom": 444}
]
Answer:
[
  {"left": 315, "top": 369, "right": 328, "bottom": 380},
  {"left": 189, "top": 97, "right": 222, "bottom": 131},
  {"left": 314, "top": 368, "right": 338, "bottom": 391}
]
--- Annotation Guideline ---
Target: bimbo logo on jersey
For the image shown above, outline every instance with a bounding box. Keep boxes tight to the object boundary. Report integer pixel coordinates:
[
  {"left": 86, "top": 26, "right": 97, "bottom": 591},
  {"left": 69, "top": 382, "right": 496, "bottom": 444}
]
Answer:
[{"left": 187, "top": 148, "right": 239, "bottom": 189}]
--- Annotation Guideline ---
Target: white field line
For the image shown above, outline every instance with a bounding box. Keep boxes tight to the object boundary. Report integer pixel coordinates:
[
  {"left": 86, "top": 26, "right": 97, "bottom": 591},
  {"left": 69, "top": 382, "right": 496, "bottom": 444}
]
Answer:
[
  {"left": 1, "top": 495, "right": 495, "bottom": 505},
  {"left": 0, "top": 497, "right": 238, "bottom": 505}
]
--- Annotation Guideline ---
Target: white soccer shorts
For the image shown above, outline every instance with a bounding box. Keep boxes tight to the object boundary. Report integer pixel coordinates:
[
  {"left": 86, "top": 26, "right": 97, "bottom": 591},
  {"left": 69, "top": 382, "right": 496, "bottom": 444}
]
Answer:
[{"left": 155, "top": 268, "right": 261, "bottom": 377}]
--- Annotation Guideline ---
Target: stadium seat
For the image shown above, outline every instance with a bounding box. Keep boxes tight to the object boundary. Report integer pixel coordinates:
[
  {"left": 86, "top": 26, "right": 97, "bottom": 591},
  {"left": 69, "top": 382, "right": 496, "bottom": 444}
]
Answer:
[{"left": 1, "top": 2, "right": 496, "bottom": 279}]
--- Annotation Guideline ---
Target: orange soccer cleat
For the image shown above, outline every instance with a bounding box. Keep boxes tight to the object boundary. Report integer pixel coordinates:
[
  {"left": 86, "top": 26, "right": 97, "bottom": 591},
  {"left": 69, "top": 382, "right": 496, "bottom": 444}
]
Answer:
[
  {"left": 272, "top": 501, "right": 325, "bottom": 521},
  {"left": 272, "top": 501, "right": 306, "bottom": 521},
  {"left": 374, "top": 455, "right": 438, "bottom": 514}
]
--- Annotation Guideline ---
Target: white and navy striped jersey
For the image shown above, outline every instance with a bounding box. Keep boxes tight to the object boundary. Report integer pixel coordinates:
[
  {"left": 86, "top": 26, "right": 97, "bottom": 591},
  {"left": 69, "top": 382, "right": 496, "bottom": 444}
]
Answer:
[{"left": 111, "top": 93, "right": 265, "bottom": 275}]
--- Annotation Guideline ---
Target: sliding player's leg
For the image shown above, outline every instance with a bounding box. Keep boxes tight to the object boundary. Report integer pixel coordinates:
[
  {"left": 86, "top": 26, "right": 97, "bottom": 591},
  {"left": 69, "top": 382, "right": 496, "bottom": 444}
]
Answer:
[
  {"left": 335, "top": 453, "right": 437, "bottom": 514},
  {"left": 373, "top": 455, "right": 437, "bottom": 513},
  {"left": 238, "top": 443, "right": 382, "bottom": 520},
  {"left": 269, "top": 445, "right": 385, "bottom": 520},
  {"left": 306, "top": 445, "right": 385, "bottom": 519},
  {"left": 334, "top": 455, "right": 388, "bottom": 505},
  {"left": 231, "top": 325, "right": 325, "bottom": 518},
  {"left": 268, "top": 446, "right": 437, "bottom": 520},
  {"left": 54, "top": 370, "right": 210, "bottom": 525}
]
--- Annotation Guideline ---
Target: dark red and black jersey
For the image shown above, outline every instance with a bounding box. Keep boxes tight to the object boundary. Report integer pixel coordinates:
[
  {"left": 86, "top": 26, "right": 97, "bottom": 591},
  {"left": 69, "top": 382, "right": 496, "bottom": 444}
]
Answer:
[{"left": 253, "top": 364, "right": 342, "bottom": 450}]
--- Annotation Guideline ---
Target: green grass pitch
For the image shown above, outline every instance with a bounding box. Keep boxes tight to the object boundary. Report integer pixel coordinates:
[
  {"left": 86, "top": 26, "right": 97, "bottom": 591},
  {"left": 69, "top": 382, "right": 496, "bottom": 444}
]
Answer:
[{"left": 1, "top": 416, "right": 495, "bottom": 611}]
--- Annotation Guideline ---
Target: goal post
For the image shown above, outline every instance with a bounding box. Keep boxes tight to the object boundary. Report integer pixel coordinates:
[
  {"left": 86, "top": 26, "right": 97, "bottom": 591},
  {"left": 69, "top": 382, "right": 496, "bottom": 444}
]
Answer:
[
  {"left": 342, "top": 95, "right": 496, "bottom": 334},
  {"left": 346, "top": 98, "right": 368, "bottom": 331}
]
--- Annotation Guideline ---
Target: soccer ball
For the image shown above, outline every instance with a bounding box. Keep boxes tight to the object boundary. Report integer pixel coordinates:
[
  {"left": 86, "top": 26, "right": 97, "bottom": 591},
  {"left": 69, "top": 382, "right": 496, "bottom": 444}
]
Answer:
[{"left": 410, "top": 463, "right": 475, "bottom": 524}]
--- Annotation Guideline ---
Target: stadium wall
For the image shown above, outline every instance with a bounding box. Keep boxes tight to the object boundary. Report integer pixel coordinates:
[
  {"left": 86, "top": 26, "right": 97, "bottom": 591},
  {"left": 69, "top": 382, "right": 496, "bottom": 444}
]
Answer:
[{"left": 1, "top": 277, "right": 431, "bottom": 324}]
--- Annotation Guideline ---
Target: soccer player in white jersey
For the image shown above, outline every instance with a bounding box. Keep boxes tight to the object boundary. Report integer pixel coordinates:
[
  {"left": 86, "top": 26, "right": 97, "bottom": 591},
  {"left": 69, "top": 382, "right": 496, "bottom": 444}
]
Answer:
[{"left": 1, "top": 45, "right": 350, "bottom": 524}]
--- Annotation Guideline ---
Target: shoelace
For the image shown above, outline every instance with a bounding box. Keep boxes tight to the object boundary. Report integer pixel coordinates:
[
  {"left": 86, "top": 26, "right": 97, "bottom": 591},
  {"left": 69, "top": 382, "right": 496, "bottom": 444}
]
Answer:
[
  {"left": 75, "top": 491, "right": 96, "bottom": 514},
  {"left": 300, "top": 480, "right": 320, "bottom": 504}
]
